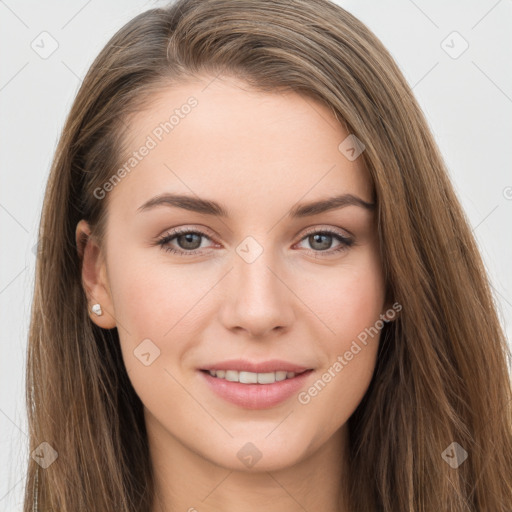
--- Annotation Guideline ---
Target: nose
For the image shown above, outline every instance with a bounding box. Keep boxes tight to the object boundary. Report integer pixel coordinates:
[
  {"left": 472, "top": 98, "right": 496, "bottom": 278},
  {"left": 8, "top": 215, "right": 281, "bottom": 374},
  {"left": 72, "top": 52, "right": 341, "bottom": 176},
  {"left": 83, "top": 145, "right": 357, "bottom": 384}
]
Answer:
[{"left": 218, "top": 245, "right": 295, "bottom": 338}]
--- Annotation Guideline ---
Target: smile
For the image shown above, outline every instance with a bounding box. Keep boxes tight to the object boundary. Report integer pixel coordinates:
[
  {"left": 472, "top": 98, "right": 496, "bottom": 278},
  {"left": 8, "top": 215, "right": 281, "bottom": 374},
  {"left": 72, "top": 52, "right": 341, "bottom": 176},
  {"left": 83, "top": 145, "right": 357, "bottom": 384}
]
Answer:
[
  {"left": 204, "top": 369, "right": 305, "bottom": 384},
  {"left": 199, "top": 368, "right": 314, "bottom": 409}
]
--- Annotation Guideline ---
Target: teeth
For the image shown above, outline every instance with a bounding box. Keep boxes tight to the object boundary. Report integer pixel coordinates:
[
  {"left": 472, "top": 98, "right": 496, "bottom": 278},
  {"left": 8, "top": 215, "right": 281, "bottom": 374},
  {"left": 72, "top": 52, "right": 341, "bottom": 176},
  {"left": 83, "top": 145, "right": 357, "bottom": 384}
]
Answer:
[
  {"left": 225, "top": 370, "right": 239, "bottom": 382},
  {"left": 257, "top": 372, "right": 275, "bottom": 384},
  {"left": 275, "top": 371, "right": 287, "bottom": 381},
  {"left": 206, "top": 369, "right": 298, "bottom": 384}
]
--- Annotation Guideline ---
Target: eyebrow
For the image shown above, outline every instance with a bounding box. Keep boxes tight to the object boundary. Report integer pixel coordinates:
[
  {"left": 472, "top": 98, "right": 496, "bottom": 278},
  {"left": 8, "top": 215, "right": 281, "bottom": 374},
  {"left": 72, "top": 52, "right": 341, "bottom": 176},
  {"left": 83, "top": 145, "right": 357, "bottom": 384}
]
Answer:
[{"left": 136, "top": 193, "right": 375, "bottom": 217}]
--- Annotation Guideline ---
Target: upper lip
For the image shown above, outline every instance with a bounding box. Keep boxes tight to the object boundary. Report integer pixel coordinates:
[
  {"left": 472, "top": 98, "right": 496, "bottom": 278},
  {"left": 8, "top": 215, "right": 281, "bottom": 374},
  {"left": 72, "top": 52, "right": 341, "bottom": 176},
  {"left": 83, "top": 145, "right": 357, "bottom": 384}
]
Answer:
[{"left": 200, "top": 359, "right": 312, "bottom": 374}]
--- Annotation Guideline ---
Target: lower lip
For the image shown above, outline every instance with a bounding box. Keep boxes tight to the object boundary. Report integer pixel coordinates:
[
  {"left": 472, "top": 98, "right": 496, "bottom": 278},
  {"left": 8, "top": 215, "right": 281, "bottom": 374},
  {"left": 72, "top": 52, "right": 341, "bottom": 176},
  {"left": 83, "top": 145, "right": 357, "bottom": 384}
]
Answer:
[{"left": 199, "top": 369, "right": 314, "bottom": 410}]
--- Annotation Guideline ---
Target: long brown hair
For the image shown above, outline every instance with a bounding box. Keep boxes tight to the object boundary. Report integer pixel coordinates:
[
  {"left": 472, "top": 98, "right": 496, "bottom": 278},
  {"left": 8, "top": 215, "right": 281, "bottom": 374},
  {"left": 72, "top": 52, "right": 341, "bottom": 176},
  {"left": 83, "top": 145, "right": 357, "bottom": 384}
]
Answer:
[{"left": 25, "top": 0, "right": 512, "bottom": 510}]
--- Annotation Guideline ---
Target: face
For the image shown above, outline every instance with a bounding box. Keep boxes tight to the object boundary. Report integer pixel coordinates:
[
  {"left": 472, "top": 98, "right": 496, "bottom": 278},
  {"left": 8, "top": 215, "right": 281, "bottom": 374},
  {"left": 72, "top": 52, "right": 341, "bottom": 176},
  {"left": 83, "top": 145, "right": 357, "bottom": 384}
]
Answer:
[{"left": 77, "top": 75, "right": 388, "bottom": 473}]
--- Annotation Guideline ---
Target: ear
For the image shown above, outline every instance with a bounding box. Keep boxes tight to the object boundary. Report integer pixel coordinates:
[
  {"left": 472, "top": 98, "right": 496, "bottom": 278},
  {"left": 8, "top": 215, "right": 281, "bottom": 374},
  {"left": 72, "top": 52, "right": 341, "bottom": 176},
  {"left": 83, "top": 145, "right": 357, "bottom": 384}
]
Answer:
[
  {"left": 381, "top": 298, "right": 401, "bottom": 323},
  {"left": 75, "top": 219, "right": 117, "bottom": 329}
]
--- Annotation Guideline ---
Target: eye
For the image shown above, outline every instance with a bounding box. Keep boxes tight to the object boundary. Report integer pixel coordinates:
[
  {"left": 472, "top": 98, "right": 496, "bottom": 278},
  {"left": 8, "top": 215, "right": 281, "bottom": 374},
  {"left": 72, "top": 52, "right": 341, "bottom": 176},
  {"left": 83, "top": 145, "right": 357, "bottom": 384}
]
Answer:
[
  {"left": 295, "top": 227, "right": 354, "bottom": 256},
  {"left": 156, "top": 226, "right": 354, "bottom": 257},
  {"left": 157, "top": 228, "right": 215, "bottom": 256}
]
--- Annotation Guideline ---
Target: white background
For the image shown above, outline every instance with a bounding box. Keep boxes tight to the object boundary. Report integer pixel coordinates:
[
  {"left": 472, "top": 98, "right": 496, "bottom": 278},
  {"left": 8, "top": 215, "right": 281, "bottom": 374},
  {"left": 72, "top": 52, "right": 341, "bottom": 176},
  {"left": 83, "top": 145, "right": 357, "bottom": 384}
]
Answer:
[{"left": 1, "top": 0, "right": 511, "bottom": 509}]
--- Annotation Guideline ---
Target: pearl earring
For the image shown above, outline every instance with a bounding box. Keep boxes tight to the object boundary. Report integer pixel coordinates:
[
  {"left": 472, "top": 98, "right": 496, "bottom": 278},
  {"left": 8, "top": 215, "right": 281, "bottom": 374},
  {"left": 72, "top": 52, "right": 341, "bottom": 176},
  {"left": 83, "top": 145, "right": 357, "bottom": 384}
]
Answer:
[{"left": 91, "top": 303, "right": 103, "bottom": 316}]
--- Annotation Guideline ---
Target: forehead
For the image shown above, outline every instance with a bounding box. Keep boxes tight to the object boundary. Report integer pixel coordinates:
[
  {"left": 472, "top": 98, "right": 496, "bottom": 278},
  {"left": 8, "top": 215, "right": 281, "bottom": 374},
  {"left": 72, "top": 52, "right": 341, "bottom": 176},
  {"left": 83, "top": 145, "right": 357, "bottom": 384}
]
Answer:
[{"left": 110, "top": 76, "right": 373, "bottom": 216}]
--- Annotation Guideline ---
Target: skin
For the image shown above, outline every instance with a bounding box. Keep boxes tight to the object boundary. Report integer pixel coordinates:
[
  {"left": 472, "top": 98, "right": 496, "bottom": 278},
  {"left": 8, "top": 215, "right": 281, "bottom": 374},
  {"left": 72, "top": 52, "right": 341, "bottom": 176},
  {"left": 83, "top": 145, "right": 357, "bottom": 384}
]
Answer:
[{"left": 76, "top": 75, "right": 390, "bottom": 512}]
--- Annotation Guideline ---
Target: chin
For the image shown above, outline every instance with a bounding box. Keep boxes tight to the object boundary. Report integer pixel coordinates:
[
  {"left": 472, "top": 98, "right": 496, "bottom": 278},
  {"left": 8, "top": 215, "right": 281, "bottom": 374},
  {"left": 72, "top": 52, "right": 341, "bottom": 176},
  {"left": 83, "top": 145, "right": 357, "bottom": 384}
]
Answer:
[{"left": 200, "top": 433, "right": 312, "bottom": 472}]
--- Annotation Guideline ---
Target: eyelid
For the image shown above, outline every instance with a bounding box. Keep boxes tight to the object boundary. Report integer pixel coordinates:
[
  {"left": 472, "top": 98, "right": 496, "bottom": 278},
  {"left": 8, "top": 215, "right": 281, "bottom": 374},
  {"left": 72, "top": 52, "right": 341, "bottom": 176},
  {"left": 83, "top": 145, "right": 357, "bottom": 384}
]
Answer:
[
  {"left": 156, "top": 224, "right": 352, "bottom": 242},
  {"left": 154, "top": 224, "right": 218, "bottom": 243},
  {"left": 300, "top": 224, "right": 353, "bottom": 239}
]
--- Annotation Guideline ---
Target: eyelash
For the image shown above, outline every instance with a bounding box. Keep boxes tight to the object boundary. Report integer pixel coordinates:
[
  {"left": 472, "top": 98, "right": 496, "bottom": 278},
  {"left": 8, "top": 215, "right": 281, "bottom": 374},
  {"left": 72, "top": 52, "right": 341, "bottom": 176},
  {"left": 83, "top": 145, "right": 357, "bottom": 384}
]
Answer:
[{"left": 156, "top": 226, "right": 354, "bottom": 258}]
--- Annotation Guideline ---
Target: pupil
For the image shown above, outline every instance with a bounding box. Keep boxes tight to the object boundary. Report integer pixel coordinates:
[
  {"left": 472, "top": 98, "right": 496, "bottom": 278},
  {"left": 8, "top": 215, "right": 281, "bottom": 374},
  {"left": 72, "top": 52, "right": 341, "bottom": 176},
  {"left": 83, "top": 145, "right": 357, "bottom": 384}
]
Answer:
[
  {"left": 311, "top": 233, "right": 331, "bottom": 251},
  {"left": 179, "top": 233, "right": 201, "bottom": 249}
]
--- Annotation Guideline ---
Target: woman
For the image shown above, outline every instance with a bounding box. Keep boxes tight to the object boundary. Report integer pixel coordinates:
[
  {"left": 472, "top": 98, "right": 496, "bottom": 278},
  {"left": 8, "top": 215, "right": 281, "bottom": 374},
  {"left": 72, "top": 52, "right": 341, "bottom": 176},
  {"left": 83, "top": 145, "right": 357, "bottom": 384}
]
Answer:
[{"left": 25, "top": 0, "right": 512, "bottom": 510}]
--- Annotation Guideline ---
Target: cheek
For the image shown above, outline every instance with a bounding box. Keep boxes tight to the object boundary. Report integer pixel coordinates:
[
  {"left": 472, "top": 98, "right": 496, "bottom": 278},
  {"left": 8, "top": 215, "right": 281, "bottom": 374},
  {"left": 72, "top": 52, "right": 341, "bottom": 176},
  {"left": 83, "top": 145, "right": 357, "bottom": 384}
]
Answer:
[
  {"left": 106, "top": 253, "right": 197, "bottom": 411},
  {"left": 295, "top": 296, "right": 384, "bottom": 446},
  {"left": 106, "top": 249, "right": 217, "bottom": 395},
  {"left": 107, "top": 247, "right": 208, "bottom": 338},
  {"left": 295, "top": 250, "right": 385, "bottom": 342},
  {"left": 293, "top": 250, "right": 384, "bottom": 415}
]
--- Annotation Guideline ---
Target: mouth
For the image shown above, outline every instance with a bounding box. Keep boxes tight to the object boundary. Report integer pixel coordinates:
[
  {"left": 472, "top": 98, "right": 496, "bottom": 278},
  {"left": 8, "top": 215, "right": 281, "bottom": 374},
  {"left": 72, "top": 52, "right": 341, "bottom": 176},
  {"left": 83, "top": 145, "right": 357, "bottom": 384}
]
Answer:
[
  {"left": 200, "top": 368, "right": 310, "bottom": 384},
  {"left": 198, "top": 363, "right": 314, "bottom": 410}
]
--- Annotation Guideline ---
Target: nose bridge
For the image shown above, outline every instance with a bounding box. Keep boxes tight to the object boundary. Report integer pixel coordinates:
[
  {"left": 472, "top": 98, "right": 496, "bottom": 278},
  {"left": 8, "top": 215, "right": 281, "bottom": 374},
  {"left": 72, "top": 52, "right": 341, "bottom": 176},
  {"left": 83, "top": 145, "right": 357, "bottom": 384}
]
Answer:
[
  {"left": 235, "top": 236, "right": 285, "bottom": 306},
  {"left": 220, "top": 235, "right": 294, "bottom": 336},
  {"left": 236, "top": 245, "right": 281, "bottom": 302}
]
